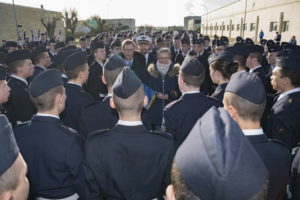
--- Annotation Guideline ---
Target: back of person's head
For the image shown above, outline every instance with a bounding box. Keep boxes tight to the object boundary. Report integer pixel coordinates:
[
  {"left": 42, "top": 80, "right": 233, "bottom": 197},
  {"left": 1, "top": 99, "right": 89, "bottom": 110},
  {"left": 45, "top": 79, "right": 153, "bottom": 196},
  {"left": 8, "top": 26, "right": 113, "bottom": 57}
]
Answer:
[
  {"left": 171, "top": 107, "right": 268, "bottom": 200},
  {"left": 208, "top": 51, "right": 236, "bottom": 80},
  {"left": 63, "top": 51, "right": 88, "bottom": 80},
  {"left": 224, "top": 72, "right": 266, "bottom": 121},
  {"left": 103, "top": 54, "right": 126, "bottom": 88},
  {"left": 179, "top": 57, "right": 205, "bottom": 88},
  {"left": 29, "top": 69, "right": 64, "bottom": 112},
  {"left": 112, "top": 67, "right": 144, "bottom": 117}
]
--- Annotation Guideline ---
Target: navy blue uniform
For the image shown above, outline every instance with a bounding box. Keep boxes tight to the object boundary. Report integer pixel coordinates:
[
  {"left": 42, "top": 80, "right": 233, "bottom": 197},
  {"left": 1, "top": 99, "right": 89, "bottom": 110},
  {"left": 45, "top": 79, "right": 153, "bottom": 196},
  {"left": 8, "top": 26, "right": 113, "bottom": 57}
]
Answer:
[
  {"left": 84, "top": 124, "right": 174, "bottom": 200},
  {"left": 27, "top": 66, "right": 46, "bottom": 83},
  {"left": 291, "top": 147, "right": 300, "bottom": 199},
  {"left": 174, "top": 52, "right": 185, "bottom": 65},
  {"left": 86, "top": 61, "right": 107, "bottom": 101},
  {"left": 164, "top": 92, "right": 221, "bottom": 149},
  {"left": 266, "top": 92, "right": 300, "bottom": 150},
  {"left": 147, "top": 63, "right": 179, "bottom": 126},
  {"left": 210, "top": 83, "right": 227, "bottom": 103},
  {"left": 62, "top": 83, "right": 94, "bottom": 133},
  {"left": 4, "top": 76, "right": 36, "bottom": 126},
  {"left": 13, "top": 115, "right": 85, "bottom": 199},
  {"left": 252, "top": 67, "right": 268, "bottom": 89},
  {"left": 247, "top": 134, "right": 291, "bottom": 200},
  {"left": 197, "top": 52, "right": 215, "bottom": 95}
]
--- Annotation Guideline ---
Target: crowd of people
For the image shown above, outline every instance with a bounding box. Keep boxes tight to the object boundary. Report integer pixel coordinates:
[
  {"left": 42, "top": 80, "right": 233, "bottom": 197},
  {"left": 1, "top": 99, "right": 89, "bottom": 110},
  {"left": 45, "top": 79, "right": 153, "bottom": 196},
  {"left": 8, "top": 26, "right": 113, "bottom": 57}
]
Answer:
[{"left": 0, "top": 29, "right": 300, "bottom": 200}]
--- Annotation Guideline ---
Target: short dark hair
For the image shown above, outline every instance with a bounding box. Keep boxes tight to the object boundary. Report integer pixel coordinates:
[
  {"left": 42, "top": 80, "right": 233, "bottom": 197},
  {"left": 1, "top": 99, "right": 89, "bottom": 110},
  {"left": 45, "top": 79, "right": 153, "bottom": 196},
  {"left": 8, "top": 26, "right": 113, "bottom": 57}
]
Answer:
[
  {"left": 113, "top": 86, "right": 144, "bottom": 117},
  {"left": 249, "top": 52, "right": 263, "bottom": 64},
  {"left": 0, "top": 154, "right": 23, "bottom": 194},
  {"left": 180, "top": 70, "right": 205, "bottom": 88},
  {"left": 30, "top": 85, "right": 64, "bottom": 111},
  {"left": 210, "top": 60, "right": 236, "bottom": 80},
  {"left": 280, "top": 67, "right": 300, "bottom": 87},
  {"left": 65, "top": 64, "right": 87, "bottom": 80},
  {"left": 34, "top": 52, "right": 47, "bottom": 65},
  {"left": 8, "top": 60, "right": 26, "bottom": 74}
]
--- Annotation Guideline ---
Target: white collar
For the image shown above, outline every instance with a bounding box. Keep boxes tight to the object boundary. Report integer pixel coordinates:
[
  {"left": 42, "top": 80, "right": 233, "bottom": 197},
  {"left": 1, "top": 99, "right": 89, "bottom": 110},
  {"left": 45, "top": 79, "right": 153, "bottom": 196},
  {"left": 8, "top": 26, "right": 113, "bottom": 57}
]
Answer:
[
  {"left": 242, "top": 129, "right": 264, "bottom": 136},
  {"left": 182, "top": 91, "right": 200, "bottom": 96},
  {"left": 10, "top": 74, "right": 28, "bottom": 85},
  {"left": 61, "top": 74, "right": 68, "bottom": 79},
  {"left": 36, "top": 65, "right": 47, "bottom": 71},
  {"left": 249, "top": 65, "right": 261, "bottom": 72},
  {"left": 106, "top": 93, "right": 112, "bottom": 98},
  {"left": 117, "top": 120, "right": 143, "bottom": 126},
  {"left": 36, "top": 113, "right": 60, "bottom": 119},
  {"left": 278, "top": 87, "right": 300, "bottom": 101},
  {"left": 68, "top": 82, "right": 82, "bottom": 87},
  {"left": 96, "top": 60, "right": 104, "bottom": 66}
]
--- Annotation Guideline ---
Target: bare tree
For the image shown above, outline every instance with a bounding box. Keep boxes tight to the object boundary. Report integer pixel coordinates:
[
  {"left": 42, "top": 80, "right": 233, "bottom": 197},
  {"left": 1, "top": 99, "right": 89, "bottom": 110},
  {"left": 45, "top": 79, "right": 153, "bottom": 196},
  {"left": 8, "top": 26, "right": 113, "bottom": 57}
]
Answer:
[
  {"left": 84, "top": 15, "right": 106, "bottom": 35},
  {"left": 40, "top": 5, "right": 59, "bottom": 39},
  {"left": 62, "top": 8, "right": 79, "bottom": 37}
]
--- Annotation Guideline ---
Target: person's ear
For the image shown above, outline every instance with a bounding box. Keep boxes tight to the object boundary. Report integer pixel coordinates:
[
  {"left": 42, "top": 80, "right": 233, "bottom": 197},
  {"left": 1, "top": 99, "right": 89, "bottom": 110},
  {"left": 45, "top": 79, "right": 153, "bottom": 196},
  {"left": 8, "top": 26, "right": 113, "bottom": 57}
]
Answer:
[
  {"left": 110, "top": 97, "right": 116, "bottom": 109},
  {"left": 165, "top": 185, "right": 176, "bottom": 200},
  {"left": 227, "top": 105, "right": 238, "bottom": 120},
  {"left": 102, "top": 75, "right": 107, "bottom": 85},
  {"left": 144, "top": 95, "right": 148, "bottom": 107},
  {"left": 0, "top": 191, "right": 13, "bottom": 200}
]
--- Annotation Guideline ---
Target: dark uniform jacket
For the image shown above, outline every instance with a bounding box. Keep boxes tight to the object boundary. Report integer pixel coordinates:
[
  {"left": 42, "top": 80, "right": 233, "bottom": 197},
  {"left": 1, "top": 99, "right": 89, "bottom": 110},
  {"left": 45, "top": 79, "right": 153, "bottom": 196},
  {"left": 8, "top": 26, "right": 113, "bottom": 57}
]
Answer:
[
  {"left": 247, "top": 134, "right": 291, "bottom": 200},
  {"left": 170, "top": 47, "right": 181, "bottom": 63},
  {"left": 197, "top": 52, "right": 215, "bottom": 95},
  {"left": 86, "top": 60, "right": 107, "bottom": 101},
  {"left": 120, "top": 52, "right": 150, "bottom": 86},
  {"left": 84, "top": 124, "right": 174, "bottom": 200},
  {"left": 266, "top": 91, "right": 300, "bottom": 150},
  {"left": 147, "top": 63, "right": 179, "bottom": 125},
  {"left": 164, "top": 92, "right": 221, "bottom": 149},
  {"left": 4, "top": 76, "right": 36, "bottom": 126},
  {"left": 13, "top": 115, "right": 85, "bottom": 199},
  {"left": 145, "top": 51, "right": 156, "bottom": 67},
  {"left": 210, "top": 83, "right": 227, "bottom": 103},
  {"left": 174, "top": 52, "right": 186, "bottom": 65},
  {"left": 291, "top": 147, "right": 300, "bottom": 200},
  {"left": 252, "top": 66, "right": 268, "bottom": 89},
  {"left": 27, "top": 66, "right": 47, "bottom": 83},
  {"left": 62, "top": 83, "right": 94, "bottom": 133}
]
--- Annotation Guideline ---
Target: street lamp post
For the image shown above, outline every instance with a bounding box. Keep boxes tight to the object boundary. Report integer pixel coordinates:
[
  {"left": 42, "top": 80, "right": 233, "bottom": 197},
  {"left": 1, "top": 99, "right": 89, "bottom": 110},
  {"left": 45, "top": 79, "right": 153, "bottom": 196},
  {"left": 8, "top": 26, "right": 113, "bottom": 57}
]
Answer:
[
  {"left": 200, "top": 4, "right": 208, "bottom": 35},
  {"left": 12, "top": 0, "right": 21, "bottom": 41},
  {"left": 243, "top": 0, "right": 248, "bottom": 38}
]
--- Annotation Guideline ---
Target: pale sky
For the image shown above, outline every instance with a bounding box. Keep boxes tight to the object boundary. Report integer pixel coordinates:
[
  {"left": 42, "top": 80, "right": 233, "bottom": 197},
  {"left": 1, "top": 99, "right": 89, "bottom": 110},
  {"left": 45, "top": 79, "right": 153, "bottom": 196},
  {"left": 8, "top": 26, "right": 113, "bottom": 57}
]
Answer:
[{"left": 0, "top": 0, "right": 235, "bottom": 26}]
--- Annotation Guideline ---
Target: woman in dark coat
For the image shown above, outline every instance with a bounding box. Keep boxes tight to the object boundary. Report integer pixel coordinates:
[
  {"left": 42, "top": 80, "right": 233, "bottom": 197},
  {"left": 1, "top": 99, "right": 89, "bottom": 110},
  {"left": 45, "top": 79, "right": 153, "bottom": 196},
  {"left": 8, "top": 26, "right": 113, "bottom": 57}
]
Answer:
[{"left": 147, "top": 48, "right": 180, "bottom": 130}]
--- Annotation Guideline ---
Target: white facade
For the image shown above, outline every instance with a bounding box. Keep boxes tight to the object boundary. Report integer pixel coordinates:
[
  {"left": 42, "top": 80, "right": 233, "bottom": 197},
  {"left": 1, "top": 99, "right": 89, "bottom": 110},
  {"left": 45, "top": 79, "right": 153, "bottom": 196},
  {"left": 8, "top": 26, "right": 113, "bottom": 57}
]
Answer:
[{"left": 201, "top": 0, "right": 300, "bottom": 42}]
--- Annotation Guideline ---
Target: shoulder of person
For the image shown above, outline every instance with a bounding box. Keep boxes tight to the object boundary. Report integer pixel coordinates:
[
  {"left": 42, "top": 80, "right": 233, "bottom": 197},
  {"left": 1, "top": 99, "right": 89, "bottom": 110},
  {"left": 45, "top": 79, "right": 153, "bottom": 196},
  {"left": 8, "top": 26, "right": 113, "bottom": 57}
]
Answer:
[{"left": 149, "top": 130, "right": 173, "bottom": 141}]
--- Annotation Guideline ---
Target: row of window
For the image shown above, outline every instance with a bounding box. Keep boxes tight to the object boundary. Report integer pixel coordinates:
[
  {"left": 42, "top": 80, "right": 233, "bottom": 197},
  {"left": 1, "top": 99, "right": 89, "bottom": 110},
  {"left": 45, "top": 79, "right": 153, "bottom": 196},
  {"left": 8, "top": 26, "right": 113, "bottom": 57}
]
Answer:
[{"left": 202, "top": 21, "right": 289, "bottom": 32}]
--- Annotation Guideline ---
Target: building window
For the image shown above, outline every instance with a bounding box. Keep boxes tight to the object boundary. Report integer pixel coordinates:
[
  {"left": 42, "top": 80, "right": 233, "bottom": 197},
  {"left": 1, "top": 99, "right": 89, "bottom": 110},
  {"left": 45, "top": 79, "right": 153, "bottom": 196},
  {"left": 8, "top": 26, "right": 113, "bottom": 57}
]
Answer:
[
  {"left": 222, "top": 25, "right": 225, "bottom": 31},
  {"left": 250, "top": 23, "right": 256, "bottom": 31},
  {"left": 270, "top": 22, "right": 278, "bottom": 32},
  {"left": 231, "top": 24, "right": 235, "bottom": 31},
  {"left": 243, "top": 24, "right": 247, "bottom": 30},
  {"left": 195, "top": 19, "right": 201, "bottom": 24},
  {"left": 227, "top": 25, "right": 230, "bottom": 31},
  {"left": 282, "top": 21, "right": 289, "bottom": 32},
  {"left": 237, "top": 24, "right": 240, "bottom": 31}
]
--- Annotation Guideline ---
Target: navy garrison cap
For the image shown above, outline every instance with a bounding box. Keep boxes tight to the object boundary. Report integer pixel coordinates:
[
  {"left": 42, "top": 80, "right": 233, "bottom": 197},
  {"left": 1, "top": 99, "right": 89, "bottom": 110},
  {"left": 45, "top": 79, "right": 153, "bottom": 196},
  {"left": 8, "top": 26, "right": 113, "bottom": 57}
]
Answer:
[
  {"left": 266, "top": 40, "right": 276, "bottom": 47},
  {"left": 31, "top": 45, "right": 47, "bottom": 59},
  {"left": 188, "top": 50, "right": 197, "bottom": 57},
  {"left": 29, "top": 69, "right": 63, "bottom": 97},
  {"left": 110, "top": 39, "right": 121, "bottom": 49},
  {"left": 90, "top": 41, "right": 105, "bottom": 51},
  {"left": 268, "top": 45, "right": 282, "bottom": 53},
  {"left": 225, "top": 46, "right": 249, "bottom": 58},
  {"left": 104, "top": 54, "right": 126, "bottom": 71},
  {"left": 0, "top": 48, "right": 8, "bottom": 55},
  {"left": 54, "top": 49, "right": 78, "bottom": 66},
  {"left": 0, "top": 66, "right": 7, "bottom": 80},
  {"left": 225, "top": 71, "right": 266, "bottom": 104},
  {"left": 5, "top": 49, "right": 31, "bottom": 65},
  {"left": 260, "top": 39, "right": 267, "bottom": 45},
  {"left": 6, "top": 41, "right": 18, "bottom": 48},
  {"left": 175, "top": 107, "right": 267, "bottom": 200},
  {"left": 276, "top": 49, "right": 300, "bottom": 75},
  {"left": 245, "top": 38, "right": 254, "bottom": 45},
  {"left": 63, "top": 51, "right": 87, "bottom": 71},
  {"left": 192, "top": 38, "right": 204, "bottom": 45},
  {"left": 180, "top": 57, "right": 205, "bottom": 76},
  {"left": 54, "top": 42, "right": 65, "bottom": 50},
  {"left": 208, "top": 51, "right": 234, "bottom": 64},
  {"left": 156, "top": 37, "right": 163, "bottom": 43},
  {"left": 216, "top": 40, "right": 226, "bottom": 46},
  {"left": 0, "top": 114, "right": 19, "bottom": 176},
  {"left": 247, "top": 45, "right": 264, "bottom": 54},
  {"left": 220, "top": 36, "right": 229, "bottom": 43},
  {"left": 113, "top": 67, "right": 142, "bottom": 99},
  {"left": 203, "top": 36, "right": 210, "bottom": 41}
]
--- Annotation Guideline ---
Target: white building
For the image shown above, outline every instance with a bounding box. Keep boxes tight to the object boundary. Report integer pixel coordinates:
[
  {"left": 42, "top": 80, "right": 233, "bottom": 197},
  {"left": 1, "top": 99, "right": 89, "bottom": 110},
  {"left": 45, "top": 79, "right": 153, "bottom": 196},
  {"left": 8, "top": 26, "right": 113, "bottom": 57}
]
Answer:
[{"left": 201, "top": 0, "right": 300, "bottom": 42}]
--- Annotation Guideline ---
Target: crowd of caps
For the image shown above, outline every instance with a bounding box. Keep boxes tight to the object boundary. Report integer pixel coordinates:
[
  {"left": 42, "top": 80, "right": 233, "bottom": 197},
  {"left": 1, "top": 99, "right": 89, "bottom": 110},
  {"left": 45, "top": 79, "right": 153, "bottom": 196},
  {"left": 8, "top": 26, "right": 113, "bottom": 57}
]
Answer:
[{"left": 0, "top": 29, "right": 300, "bottom": 200}]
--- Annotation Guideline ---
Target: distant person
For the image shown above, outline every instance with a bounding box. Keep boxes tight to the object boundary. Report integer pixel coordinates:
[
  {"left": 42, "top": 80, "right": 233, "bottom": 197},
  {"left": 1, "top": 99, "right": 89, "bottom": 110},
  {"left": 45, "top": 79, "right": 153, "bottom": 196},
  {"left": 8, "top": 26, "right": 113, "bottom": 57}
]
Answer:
[
  {"left": 259, "top": 30, "right": 265, "bottom": 41},
  {"left": 166, "top": 107, "right": 269, "bottom": 200},
  {"left": 290, "top": 35, "right": 297, "bottom": 45},
  {"left": 274, "top": 32, "right": 281, "bottom": 46}
]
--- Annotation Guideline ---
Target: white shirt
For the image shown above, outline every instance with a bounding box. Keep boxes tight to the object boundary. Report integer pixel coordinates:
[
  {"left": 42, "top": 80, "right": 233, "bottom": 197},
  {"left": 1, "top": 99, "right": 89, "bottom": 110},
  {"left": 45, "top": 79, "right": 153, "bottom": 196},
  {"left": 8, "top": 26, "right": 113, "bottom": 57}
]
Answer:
[
  {"left": 106, "top": 93, "right": 112, "bottom": 98},
  {"left": 61, "top": 74, "right": 68, "bottom": 79},
  {"left": 68, "top": 82, "right": 82, "bottom": 87},
  {"left": 278, "top": 87, "right": 300, "bottom": 101},
  {"left": 36, "top": 65, "right": 47, "bottom": 71},
  {"left": 96, "top": 60, "right": 104, "bottom": 67},
  {"left": 117, "top": 120, "right": 143, "bottom": 126},
  {"left": 144, "top": 53, "right": 149, "bottom": 65},
  {"left": 242, "top": 129, "right": 264, "bottom": 136},
  {"left": 182, "top": 91, "right": 200, "bottom": 96},
  {"left": 11, "top": 74, "right": 28, "bottom": 85},
  {"left": 249, "top": 65, "right": 262, "bottom": 73},
  {"left": 36, "top": 113, "right": 60, "bottom": 119}
]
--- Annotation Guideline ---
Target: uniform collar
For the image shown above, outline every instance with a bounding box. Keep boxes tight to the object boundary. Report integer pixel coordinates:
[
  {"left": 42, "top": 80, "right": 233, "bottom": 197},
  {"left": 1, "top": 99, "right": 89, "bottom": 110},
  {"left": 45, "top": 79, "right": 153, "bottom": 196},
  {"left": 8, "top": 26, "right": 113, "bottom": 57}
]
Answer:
[
  {"left": 36, "top": 65, "right": 47, "bottom": 71},
  {"left": 278, "top": 87, "right": 300, "bottom": 101},
  {"left": 117, "top": 120, "right": 143, "bottom": 126},
  {"left": 249, "top": 65, "right": 261, "bottom": 73},
  {"left": 36, "top": 113, "right": 60, "bottom": 119},
  {"left": 10, "top": 74, "right": 28, "bottom": 85},
  {"left": 242, "top": 129, "right": 264, "bottom": 136},
  {"left": 68, "top": 82, "right": 82, "bottom": 87},
  {"left": 182, "top": 91, "right": 200, "bottom": 96}
]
